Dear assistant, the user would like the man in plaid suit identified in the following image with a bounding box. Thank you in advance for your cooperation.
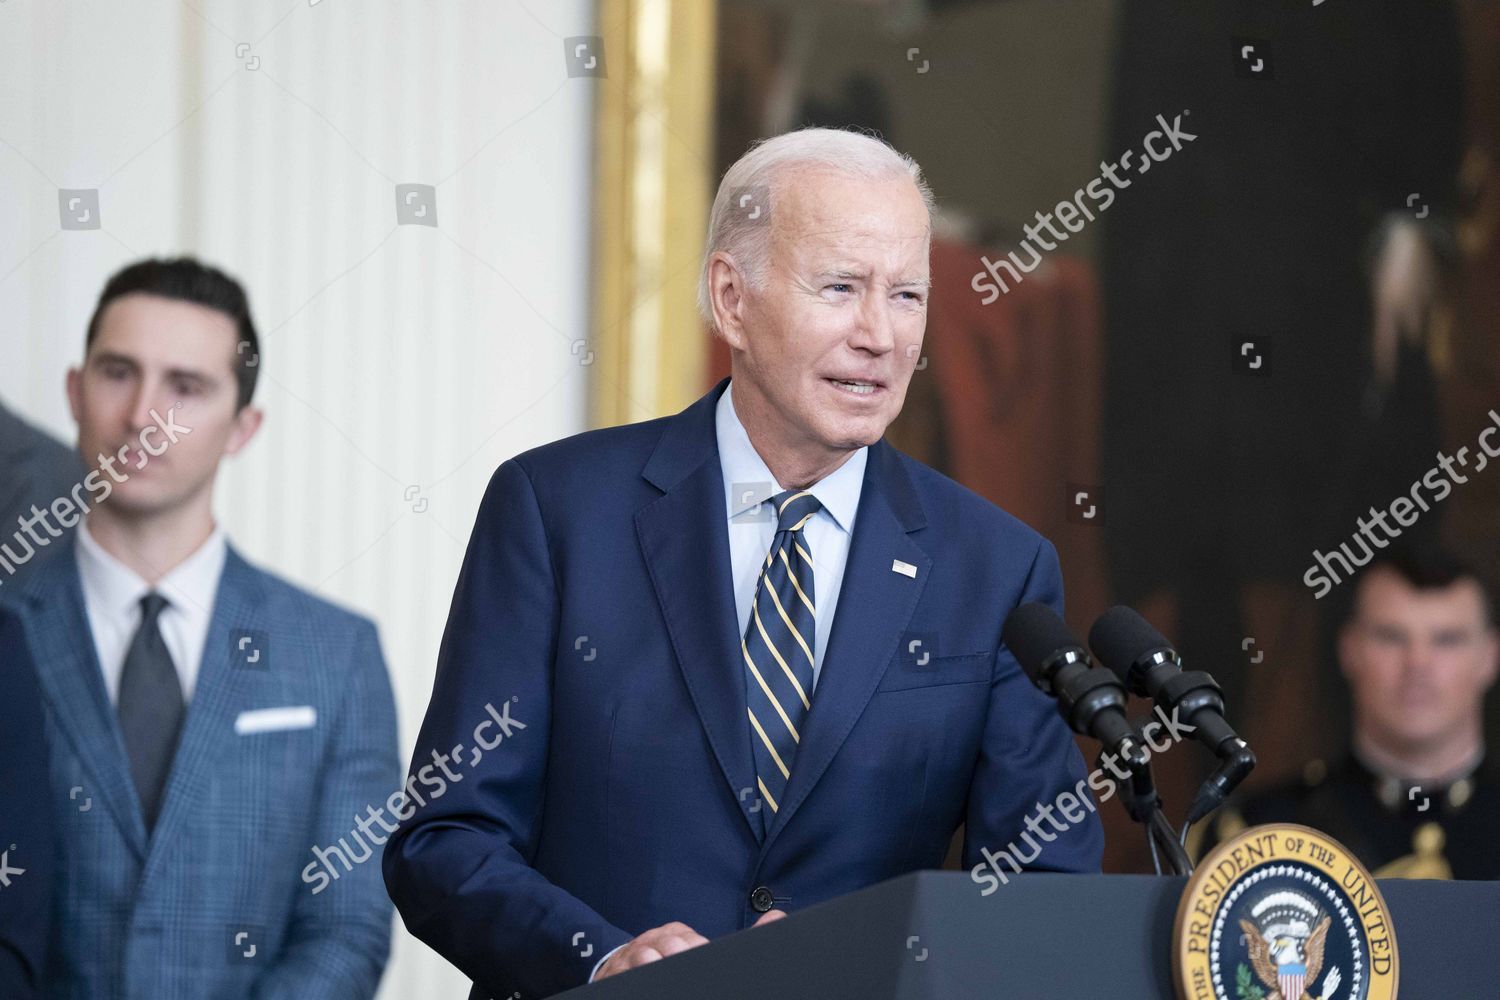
[1,258,398,999]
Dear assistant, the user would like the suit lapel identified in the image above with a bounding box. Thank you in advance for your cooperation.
[635,380,762,839]
[634,383,933,847]
[141,546,265,873]
[20,540,149,859]
[762,440,929,850]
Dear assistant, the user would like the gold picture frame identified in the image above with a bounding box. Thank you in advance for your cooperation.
[589,0,717,428]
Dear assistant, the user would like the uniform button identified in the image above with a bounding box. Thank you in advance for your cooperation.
[749,886,774,913]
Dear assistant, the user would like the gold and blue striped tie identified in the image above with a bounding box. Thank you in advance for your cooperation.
[743,489,821,838]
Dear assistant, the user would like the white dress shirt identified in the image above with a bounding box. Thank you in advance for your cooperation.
[716,380,867,693]
[75,517,227,706]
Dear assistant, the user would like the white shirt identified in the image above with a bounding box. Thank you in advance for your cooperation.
[716,380,867,692]
[75,517,227,706]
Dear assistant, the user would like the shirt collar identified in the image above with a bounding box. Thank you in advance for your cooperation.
[76,517,228,620]
[1352,735,1487,792]
[715,380,867,534]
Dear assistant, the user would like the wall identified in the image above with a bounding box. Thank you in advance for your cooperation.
[0,1,597,994]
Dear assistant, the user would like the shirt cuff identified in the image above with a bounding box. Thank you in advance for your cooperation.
[589,943,628,983]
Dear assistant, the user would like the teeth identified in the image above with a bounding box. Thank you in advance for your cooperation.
[833,379,876,395]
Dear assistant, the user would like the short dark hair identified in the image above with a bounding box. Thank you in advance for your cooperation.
[1356,544,1494,627]
[85,257,260,410]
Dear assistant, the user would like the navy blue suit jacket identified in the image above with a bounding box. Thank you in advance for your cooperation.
[383,379,1102,998]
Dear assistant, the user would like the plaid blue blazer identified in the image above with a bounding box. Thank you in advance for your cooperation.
[5,536,398,1000]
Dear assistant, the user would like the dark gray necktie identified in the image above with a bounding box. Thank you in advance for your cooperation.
[117,592,185,831]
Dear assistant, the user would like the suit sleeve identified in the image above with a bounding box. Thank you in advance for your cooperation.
[961,538,1104,876]
[382,459,633,999]
[0,609,53,1000]
[253,620,398,1000]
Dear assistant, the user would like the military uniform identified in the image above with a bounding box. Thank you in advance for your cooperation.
[1194,754,1500,880]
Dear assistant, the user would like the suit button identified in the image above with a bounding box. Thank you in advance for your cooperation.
[749,886,774,913]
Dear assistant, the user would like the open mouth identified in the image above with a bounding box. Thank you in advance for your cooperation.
[826,377,882,397]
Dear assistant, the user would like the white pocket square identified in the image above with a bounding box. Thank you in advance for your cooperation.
[234,706,317,735]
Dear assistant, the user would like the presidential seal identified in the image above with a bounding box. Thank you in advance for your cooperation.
[1175,824,1398,1000]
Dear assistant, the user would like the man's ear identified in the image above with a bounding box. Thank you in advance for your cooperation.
[708,251,749,351]
[224,405,263,457]
[65,366,83,425]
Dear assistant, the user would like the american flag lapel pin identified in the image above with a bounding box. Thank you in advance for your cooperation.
[891,559,917,578]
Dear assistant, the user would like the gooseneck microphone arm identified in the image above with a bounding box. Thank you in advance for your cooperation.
[1088,607,1258,827]
[1151,808,1193,874]
[1188,743,1257,824]
[1126,648,1256,822]
[1003,603,1191,875]
[1098,718,1194,877]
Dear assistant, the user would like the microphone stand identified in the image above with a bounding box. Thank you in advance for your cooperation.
[1099,735,1194,876]
[1186,740,1257,824]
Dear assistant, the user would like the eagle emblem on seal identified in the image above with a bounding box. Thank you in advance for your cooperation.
[1239,890,1343,1000]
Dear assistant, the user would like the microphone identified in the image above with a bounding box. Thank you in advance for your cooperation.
[1087,606,1256,822]
[1002,602,1146,769]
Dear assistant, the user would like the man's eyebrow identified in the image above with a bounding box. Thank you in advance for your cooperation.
[89,350,139,369]
[89,351,217,383]
[812,269,930,289]
[165,367,216,384]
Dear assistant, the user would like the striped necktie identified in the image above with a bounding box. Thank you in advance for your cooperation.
[742,489,821,837]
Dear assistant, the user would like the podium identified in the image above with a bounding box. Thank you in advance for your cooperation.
[557,871,1496,997]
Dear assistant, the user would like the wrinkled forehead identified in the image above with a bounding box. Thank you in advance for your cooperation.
[769,167,931,272]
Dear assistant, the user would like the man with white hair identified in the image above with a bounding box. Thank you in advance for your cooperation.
[384,128,1102,998]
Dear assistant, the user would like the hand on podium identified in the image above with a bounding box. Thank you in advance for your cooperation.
[594,910,786,981]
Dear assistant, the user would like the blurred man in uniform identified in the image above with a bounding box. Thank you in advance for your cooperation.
[1197,547,1498,879]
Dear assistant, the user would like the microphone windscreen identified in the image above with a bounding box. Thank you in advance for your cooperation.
[1088,605,1172,691]
[1002,602,1079,684]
